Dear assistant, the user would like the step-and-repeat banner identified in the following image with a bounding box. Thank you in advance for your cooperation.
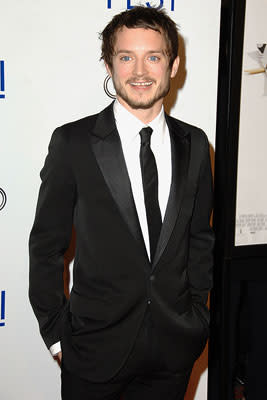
[0,1,220,399]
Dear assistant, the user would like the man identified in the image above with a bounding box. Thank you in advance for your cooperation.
[29,6,214,400]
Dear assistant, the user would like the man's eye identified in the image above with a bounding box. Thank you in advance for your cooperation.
[120,56,132,61]
[149,56,159,61]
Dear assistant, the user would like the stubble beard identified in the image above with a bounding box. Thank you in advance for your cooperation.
[112,77,171,110]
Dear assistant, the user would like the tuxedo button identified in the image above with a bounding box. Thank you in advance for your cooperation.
[150,275,155,281]
[147,300,151,305]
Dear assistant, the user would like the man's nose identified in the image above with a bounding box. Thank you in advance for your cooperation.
[133,58,147,76]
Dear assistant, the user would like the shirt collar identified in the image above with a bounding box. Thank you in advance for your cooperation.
[113,99,166,145]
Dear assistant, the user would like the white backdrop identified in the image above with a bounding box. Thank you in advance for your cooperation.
[0,1,220,399]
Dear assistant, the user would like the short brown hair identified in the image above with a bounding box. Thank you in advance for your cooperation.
[100,6,179,69]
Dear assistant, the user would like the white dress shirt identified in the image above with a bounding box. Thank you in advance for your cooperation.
[50,100,172,356]
[113,100,172,259]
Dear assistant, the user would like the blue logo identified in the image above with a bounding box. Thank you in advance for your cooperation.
[107,1,175,11]
[0,291,5,327]
[0,61,5,99]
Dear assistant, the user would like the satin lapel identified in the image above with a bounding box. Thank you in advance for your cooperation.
[91,103,148,259]
[152,116,190,269]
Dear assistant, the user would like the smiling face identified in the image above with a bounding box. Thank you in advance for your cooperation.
[106,27,179,119]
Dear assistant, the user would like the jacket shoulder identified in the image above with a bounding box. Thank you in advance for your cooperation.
[167,114,207,136]
[53,113,98,140]
[167,114,209,148]
[52,102,114,142]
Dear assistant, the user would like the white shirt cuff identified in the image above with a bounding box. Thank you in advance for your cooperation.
[49,341,61,356]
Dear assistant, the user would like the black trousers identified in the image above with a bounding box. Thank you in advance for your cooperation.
[61,311,191,400]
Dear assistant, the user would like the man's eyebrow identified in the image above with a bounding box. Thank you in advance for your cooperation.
[115,50,132,54]
[114,50,165,55]
[147,50,165,54]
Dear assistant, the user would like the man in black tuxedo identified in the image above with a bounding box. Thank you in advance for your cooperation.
[29,6,214,400]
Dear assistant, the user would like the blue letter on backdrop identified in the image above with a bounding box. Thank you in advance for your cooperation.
[0,61,5,99]
[0,291,5,326]
[127,0,134,9]
[108,1,174,11]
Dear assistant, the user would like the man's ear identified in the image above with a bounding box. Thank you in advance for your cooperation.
[105,62,112,77]
[170,56,180,78]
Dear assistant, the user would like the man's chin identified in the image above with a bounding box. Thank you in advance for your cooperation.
[116,86,170,111]
[127,101,157,110]
[118,95,163,110]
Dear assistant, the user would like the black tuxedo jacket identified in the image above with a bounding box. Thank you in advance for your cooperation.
[29,102,214,382]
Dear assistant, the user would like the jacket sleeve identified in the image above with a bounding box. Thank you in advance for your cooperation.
[187,133,214,308]
[29,127,76,349]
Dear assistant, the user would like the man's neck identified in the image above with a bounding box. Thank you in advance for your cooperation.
[117,97,163,125]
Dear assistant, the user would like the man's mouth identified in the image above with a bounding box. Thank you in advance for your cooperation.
[129,81,153,87]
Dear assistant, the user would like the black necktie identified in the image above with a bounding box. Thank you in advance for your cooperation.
[139,127,162,262]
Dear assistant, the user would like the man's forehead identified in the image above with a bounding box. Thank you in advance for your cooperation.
[113,26,166,50]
